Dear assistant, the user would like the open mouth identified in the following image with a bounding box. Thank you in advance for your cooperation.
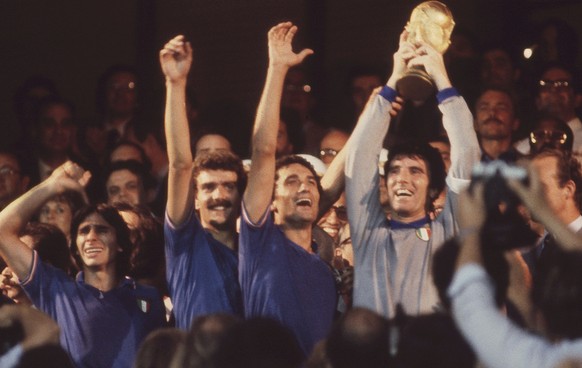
[84,247,103,256]
[295,198,313,207]
[210,206,227,210]
[395,189,413,197]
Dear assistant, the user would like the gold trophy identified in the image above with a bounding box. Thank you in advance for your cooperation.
[396,1,455,101]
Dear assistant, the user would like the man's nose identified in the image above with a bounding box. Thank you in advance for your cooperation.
[212,185,228,199]
[327,210,339,224]
[86,227,99,240]
[396,172,410,183]
[298,181,312,193]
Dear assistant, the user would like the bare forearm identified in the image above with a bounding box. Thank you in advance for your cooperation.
[456,231,484,270]
[165,80,192,168]
[0,181,55,278]
[251,65,287,158]
[244,65,287,221]
[0,181,55,237]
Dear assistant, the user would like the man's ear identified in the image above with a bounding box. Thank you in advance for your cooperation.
[564,179,576,200]
[575,92,582,109]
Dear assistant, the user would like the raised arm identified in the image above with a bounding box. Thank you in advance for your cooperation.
[243,22,313,223]
[344,31,415,229]
[160,35,194,226]
[409,43,480,185]
[0,162,89,281]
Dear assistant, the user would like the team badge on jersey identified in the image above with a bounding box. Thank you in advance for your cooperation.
[137,299,150,313]
[416,226,431,241]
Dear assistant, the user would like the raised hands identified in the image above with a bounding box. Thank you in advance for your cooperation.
[267,22,313,69]
[46,161,91,202]
[160,35,193,84]
[387,30,416,89]
[407,42,451,91]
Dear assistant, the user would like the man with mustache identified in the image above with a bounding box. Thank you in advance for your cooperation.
[160,35,246,329]
[474,87,521,162]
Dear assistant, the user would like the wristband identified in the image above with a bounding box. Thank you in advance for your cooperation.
[436,87,459,104]
[379,86,397,103]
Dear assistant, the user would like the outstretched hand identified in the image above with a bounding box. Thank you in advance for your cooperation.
[268,22,313,68]
[160,35,193,83]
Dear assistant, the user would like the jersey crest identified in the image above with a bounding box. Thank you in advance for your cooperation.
[415,226,431,241]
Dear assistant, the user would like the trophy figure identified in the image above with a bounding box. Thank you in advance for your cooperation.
[396,1,455,101]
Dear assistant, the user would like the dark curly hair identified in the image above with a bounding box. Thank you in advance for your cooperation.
[274,155,323,197]
[69,204,132,279]
[384,143,447,213]
[192,151,247,196]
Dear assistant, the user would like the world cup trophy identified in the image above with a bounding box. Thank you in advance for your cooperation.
[396,1,455,101]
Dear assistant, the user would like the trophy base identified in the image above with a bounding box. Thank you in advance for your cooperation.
[396,67,436,101]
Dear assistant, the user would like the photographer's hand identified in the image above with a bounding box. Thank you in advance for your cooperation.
[455,183,486,270]
[504,250,536,328]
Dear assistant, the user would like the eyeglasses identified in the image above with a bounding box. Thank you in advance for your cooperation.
[329,205,348,222]
[0,166,20,179]
[530,129,568,145]
[539,79,571,91]
[320,148,339,159]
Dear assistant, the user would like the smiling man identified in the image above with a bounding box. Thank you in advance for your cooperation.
[160,35,246,329]
[345,31,480,318]
[240,22,346,357]
[0,162,165,367]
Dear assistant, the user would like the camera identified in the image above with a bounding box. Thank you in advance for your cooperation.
[470,160,537,250]
[470,160,528,210]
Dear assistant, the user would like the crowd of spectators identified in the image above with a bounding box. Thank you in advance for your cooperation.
[0,12,582,368]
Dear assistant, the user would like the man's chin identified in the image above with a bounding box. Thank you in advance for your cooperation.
[208,219,234,231]
[285,214,316,229]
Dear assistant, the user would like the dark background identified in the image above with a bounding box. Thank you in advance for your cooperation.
[1,0,581,154]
